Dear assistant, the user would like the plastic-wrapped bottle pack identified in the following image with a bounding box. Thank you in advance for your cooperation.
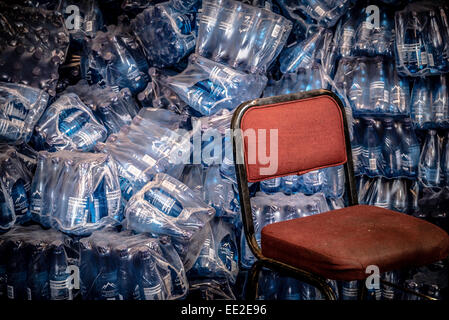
[0,83,49,144]
[78,228,189,300]
[197,0,292,74]
[30,150,122,236]
[333,56,410,117]
[162,54,268,116]
[131,1,198,68]
[0,149,34,232]
[82,24,150,95]
[395,2,449,76]
[0,225,73,300]
[97,108,193,201]
[188,218,239,284]
[64,80,140,135]
[124,173,216,270]
[33,93,108,152]
[0,3,70,96]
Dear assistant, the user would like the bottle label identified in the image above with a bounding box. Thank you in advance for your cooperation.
[85,21,93,33]
[7,285,14,299]
[271,24,281,38]
[143,284,162,299]
[427,53,435,67]
[313,6,326,18]
[67,197,88,225]
[369,158,377,171]
[161,180,177,193]
[50,279,72,300]
[127,165,142,178]
[142,154,157,167]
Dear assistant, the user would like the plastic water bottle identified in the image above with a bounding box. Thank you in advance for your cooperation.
[30,153,48,221]
[79,242,98,300]
[96,244,120,300]
[432,75,448,123]
[351,119,363,176]
[49,244,72,300]
[217,234,238,277]
[381,119,401,178]
[279,29,323,74]
[362,119,384,177]
[7,244,28,300]
[419,130,441,187]
[192,231,215,276]
[370,60,390,113]
[349,62,369,112]
[27,243,50,300]
[260,178,282,194]
[281,175,300,195]
[441,131,449,183]
[341,280,359,300]
[139,249,167,300]
[279,277,301,300]
[144,188,183,218]
[324,165,345,199]
[425,10,447,72]
[381,271,400,300]
[391,179,408,213]
[400,11,427,74]
[410,78,431,128]
[400,118,420,177]
[117,246,141,300]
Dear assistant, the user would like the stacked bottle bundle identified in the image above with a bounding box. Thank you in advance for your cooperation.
[0,83,49,144]
[356,176,419,214]
[395,2,449,77]
[0,149,34,232]
[160,54,268,116]
[410,74,449,129]
[30,150,122,236]
[131,1,198,68]
[259,166,345,199]
[82,24,150,95]
[196,0,292,74]
[276,0,353,30]
[59,0,104,42]
[188,218,239,284]
[240,191,330,268]
[417,129,449,188]
[352,118,421,179]
[0,226,74,300]
[33,93,108,152]
[97,108,193,201]
[180,165,240,221]
[78,228,188,300]
[124,173,216,270]
[334,3,395,59]
[0,3,70,96]
[333,56,410,117]
[64,80,141,135]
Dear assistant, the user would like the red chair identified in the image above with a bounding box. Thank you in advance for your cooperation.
[231,90,449,300]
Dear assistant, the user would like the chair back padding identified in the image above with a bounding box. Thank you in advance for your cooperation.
[239,94,347,182]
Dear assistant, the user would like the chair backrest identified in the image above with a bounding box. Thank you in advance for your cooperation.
[231,90,358,260]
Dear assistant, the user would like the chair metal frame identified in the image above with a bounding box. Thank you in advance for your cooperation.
[231,89,438,301]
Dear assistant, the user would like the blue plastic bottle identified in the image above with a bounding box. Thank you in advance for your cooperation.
[419,130,441,187]
[96,244,120,300]
[49,244,72,300]
[400,118,420,177]
[27,243,50,300]
[144,188,183,218]
[362,119,384,177]
[139,249,167,300]
[6,243,28,300]
[381,119,401,178]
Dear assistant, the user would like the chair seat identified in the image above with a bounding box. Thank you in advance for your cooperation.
[261,205,449,281]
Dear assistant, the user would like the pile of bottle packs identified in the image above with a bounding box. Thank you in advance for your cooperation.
[1,0,448,300]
